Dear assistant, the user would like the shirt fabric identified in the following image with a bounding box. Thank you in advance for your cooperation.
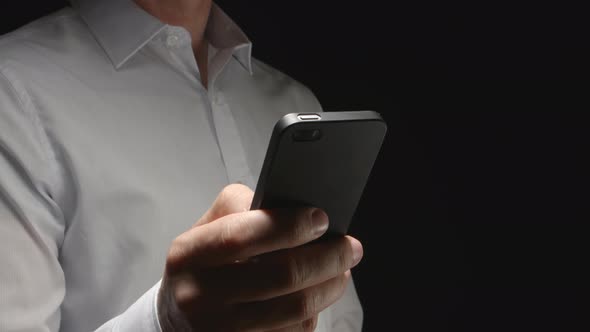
[0,0,363,331]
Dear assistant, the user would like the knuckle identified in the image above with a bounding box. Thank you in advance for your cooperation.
[302,316,318,332]
[165,236,188,272]
[219,214,252,252]
[219,183,239,199]
[336,241,350,273]
[280,254,305,289]
[226,182,252,193]
[288,208,314,245]
[174,291,192,312]
[294,290,318,321]
[173,279,200,312]
[218,184,253,211]
[219,219,242,250]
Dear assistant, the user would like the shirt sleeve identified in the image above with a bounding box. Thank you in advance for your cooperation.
[94,280,163,332]
[329,276,364,331]
[0,69,163,332]
[0,68,66,331]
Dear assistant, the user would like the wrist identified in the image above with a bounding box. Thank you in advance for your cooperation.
[157,282,175,332]
[157,277,191,332]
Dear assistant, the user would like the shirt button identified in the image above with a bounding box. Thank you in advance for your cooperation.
[213,93,225,105]
[166,34,181,48]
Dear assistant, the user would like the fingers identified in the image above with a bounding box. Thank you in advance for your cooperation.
[269,316,318,332]
[231,271,351,331]
[163,184,359,332]
[166,206,330,270]
[193,183,254,228]
[201,236,363,303]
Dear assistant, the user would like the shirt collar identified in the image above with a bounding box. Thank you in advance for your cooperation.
[71,0,253,73]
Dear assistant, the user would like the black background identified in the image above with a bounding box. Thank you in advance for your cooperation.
[2,1,588,331]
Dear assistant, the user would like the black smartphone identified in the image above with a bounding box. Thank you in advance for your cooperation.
[250,111,387,238]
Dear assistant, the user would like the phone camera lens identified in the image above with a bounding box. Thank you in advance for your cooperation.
[292,129,322,142]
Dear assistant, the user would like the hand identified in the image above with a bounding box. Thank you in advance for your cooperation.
[157,184,363,331]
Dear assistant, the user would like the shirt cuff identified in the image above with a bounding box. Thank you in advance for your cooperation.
[153,279,163,332]
[113,279,163,332]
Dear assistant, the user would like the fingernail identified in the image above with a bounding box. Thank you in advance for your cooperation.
[351,239,364,266]
[311,208,329,237]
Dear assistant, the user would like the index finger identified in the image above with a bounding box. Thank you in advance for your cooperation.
[167,207,330,270]
[192,183,254,228]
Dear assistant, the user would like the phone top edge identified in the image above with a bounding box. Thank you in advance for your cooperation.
[276,110,386,133]
[320,110,384,122]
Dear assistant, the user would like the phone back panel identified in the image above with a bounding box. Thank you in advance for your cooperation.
[251,111,387,236]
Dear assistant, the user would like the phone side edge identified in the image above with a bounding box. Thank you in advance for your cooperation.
[250,113,301,210]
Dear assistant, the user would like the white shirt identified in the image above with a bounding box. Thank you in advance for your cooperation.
[0,0,363,331]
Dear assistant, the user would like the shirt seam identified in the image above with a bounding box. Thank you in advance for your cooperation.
[0,10,76,45]
[0,66,64,219]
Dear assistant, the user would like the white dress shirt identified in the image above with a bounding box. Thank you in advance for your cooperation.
[0,0,363,331]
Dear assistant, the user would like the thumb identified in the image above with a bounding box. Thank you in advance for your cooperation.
[192,183,254,228]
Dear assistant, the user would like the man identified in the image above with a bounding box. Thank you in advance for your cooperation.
[0,0,364,331]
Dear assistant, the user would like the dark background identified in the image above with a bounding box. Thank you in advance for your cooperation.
[2,1,588,331]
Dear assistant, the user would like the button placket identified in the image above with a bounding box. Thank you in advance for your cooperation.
[210,88,256,189]
[161,26,207,88]
[213,91,225,106]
